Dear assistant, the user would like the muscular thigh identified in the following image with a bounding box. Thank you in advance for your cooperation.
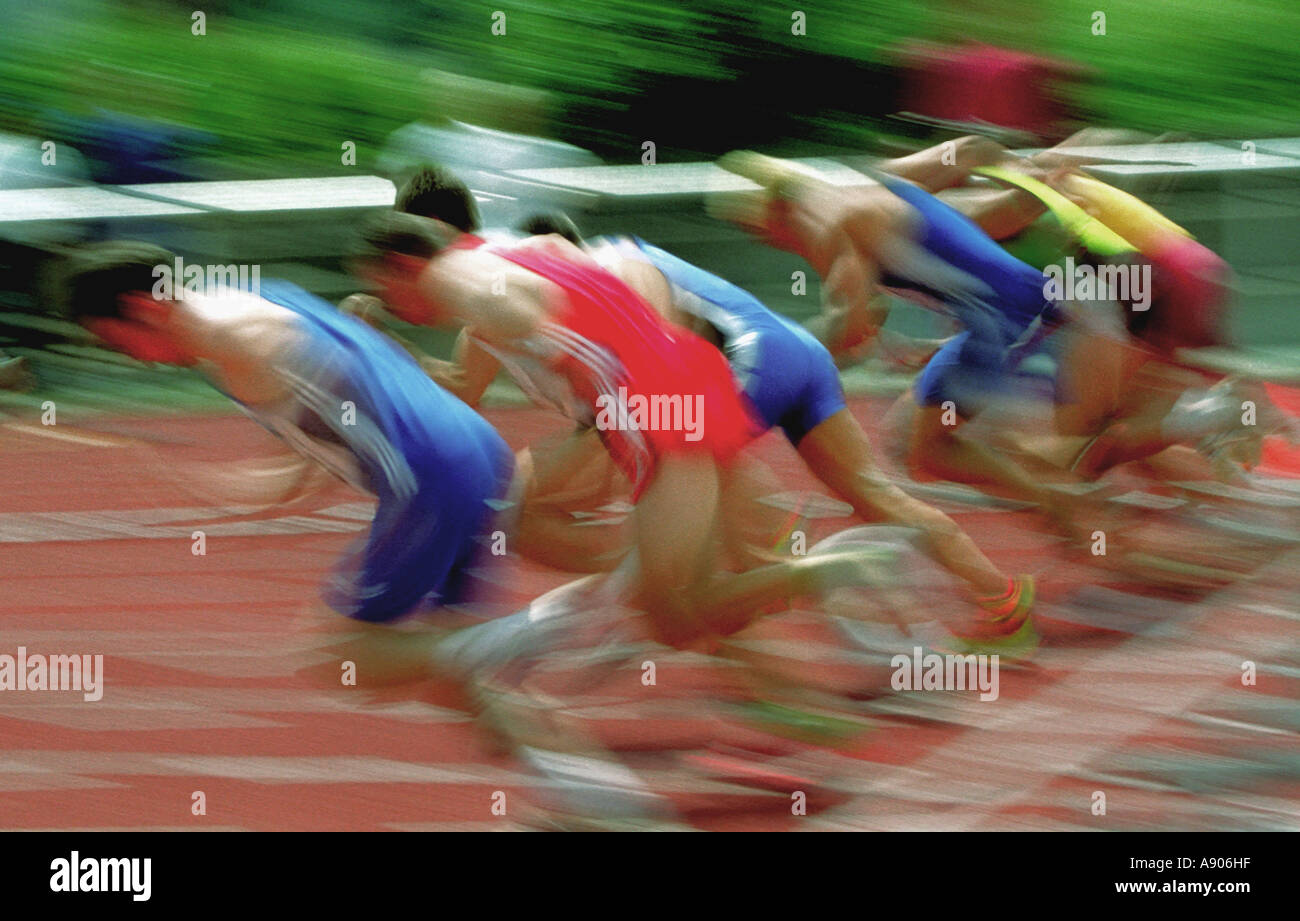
[633,454,721,594]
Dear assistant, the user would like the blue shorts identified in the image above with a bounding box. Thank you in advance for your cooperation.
[327,436,514,623]
[913,330,1005,413]
[254,280,515,624]
[915,320,1069,414]
[737,319,847,444]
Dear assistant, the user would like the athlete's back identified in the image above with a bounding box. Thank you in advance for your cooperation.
[240,280,507,500]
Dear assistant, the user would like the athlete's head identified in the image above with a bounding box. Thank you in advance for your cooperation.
[395,165,480,232]
[707,188,806,254]
[1079,244,1231,356]
[358,211,460,325]
[1139,240,1231,354]
[518,211,583,245]
[58,241,197,365]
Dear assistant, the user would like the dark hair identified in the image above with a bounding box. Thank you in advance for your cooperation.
[58,241,176,321]
[395,165,480,232]
[360,211,459,262]
[518,211,583,245]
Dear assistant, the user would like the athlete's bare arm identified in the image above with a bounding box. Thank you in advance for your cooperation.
[426,327,502,407]
[819,234,889,355]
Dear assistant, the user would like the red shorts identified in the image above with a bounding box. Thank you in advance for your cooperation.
[489,243,761,498]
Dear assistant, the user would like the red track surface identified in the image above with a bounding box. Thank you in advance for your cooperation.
[1,398,1297,831]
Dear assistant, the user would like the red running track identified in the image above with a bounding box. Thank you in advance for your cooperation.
[0,398,1296,830]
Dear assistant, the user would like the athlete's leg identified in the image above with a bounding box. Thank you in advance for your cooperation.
[1133,445,1226,482]
[1074,383,1252,479]
[513,431,806,576]
[511,430,634,573]
[714,452,811,570]
[631,454,873,648]
[1073,417,1187,479]
[797,409,1007,595]
[749,322,1008,595]
[1051,318,1246,480]
[910,402,1055,505]
[903,307,1087,520]
[313,618,452,686]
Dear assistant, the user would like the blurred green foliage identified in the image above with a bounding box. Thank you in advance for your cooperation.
[0,0,1296,176]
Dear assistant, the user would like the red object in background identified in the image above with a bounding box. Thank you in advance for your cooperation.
[899,42,1082,140]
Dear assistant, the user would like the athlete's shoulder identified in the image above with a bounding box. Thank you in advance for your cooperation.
[255,278,318,307]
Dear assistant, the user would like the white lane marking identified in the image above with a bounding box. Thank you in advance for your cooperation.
[0,506,367,543]
[3,423,132,448]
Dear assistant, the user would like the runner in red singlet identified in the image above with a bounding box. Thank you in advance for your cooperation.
[359,213,877,649]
